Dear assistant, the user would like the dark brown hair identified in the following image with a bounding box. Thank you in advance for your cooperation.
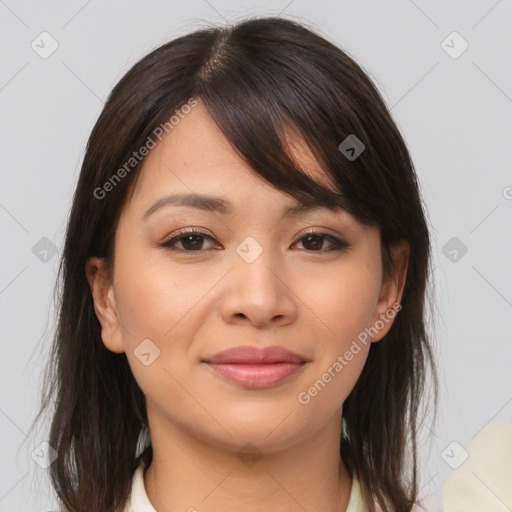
[29,15,438,512]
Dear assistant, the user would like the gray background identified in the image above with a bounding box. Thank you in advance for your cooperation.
[1,1,511,511]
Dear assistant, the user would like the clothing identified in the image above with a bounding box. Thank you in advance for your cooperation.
[123,459,368,511]
[442,420,512,512]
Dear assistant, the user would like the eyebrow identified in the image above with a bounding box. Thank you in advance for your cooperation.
[141,193,342,221]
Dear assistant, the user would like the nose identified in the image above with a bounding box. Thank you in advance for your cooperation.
[219,244,298,328]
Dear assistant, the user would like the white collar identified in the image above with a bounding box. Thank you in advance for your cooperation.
[124,460,367,511]
[124,460,156,511]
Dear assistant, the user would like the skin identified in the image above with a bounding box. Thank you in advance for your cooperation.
[86,100,409,512]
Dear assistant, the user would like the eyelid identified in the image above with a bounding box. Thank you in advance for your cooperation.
[297,227,346,241]
[160,227,219,250]
[160,227,213,242]
[294,228,352,251]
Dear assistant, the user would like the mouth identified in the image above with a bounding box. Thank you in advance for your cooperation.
[201,345,309,389]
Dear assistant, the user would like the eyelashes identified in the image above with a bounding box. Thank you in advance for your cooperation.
[159,228,352,254]
[160,229,221,252]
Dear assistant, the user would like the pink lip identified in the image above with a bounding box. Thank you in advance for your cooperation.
[202,345,308,389]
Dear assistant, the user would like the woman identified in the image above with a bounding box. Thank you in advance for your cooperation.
[32,15,438,512]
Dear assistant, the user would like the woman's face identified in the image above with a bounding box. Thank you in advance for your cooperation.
[86,101,408,452]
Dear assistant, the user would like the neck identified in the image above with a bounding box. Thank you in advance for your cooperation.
[143,407,353,512]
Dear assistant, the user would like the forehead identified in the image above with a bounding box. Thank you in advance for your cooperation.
[116,103,371,237]
[128,100,338,200]
[115,102,379,244]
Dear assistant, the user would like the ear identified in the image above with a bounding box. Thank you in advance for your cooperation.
[370,239,410,343]
[85,256,125,354]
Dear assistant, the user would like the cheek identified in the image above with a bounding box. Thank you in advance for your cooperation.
[111,251,215,413]
[111,238,213,350]
[296,259,381,348]
[111,248,235,411]
[292,259,381,408]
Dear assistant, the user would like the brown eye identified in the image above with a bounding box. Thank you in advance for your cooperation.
[294,232,351,252]
[160,230,220,252]
[177,234,206,251]
[301,234,325,251]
